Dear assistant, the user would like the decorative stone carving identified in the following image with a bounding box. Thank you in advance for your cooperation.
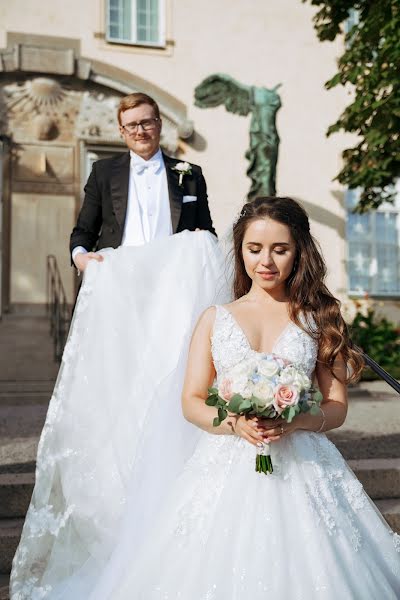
[0,44,18,72]
[177,119,194,140]
[27,78,66,107]
[1,78,80,144]
[0,36,193,151]
[75,92,120,142]
[33,115,58,141]
[195,74,282,199]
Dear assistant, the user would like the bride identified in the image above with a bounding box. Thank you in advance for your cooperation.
[89,197,399,598]
[12,197,400,599]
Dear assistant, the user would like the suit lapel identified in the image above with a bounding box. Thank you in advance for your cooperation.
[163,153,183,233]
[110,152,130,229]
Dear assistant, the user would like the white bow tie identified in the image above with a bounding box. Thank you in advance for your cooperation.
[132,160,161,175]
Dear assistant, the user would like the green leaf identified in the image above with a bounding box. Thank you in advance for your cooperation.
[218,407,228,423]
[313,391,323,404]
[227,394,244,414]
[310,404,322,416]
[239,399,252,412]
[285,406,297,423]
[205,395,218,407]
[302,0,400,211]
[213,416,221,427]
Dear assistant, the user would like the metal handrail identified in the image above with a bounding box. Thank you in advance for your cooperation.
[46,255,71,362]
[360,350,400,395]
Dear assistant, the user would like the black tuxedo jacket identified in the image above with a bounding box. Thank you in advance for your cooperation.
[70,152,216,256]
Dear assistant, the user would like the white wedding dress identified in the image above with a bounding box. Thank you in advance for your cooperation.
[89,306,399,599]
[10,233,400,599]
[10,231,230,600]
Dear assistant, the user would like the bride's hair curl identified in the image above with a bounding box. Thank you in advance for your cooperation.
[232,196,364,383]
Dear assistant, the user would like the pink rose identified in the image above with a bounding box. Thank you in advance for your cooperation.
[273,384,299,414]
[219,378,233,401]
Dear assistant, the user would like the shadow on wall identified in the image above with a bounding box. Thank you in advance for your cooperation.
[183,130,208,153]
[293,190,346,241]
[294,191,348,295]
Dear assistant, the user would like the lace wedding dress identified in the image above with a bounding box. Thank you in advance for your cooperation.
[10,231,230,600]
[85,305,400,599]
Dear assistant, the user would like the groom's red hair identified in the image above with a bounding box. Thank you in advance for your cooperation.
[117,92,161,124]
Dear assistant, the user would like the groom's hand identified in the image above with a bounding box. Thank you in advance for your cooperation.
[74,252,104,273]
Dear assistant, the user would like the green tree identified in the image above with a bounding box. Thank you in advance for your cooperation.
[303,1,400,212]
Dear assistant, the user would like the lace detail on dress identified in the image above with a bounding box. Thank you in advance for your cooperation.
[212,305,318,379]
[174,435,238,545]
[211,306,254,377]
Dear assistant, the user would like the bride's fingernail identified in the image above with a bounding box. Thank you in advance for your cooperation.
[264,437,270,443]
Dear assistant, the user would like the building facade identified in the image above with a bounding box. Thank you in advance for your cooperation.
[0,0,399,319]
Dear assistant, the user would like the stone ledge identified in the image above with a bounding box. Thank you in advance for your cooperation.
[374,498,400,534]
[0,473,34,519]
[349,458,400,499]
[0,519,23,574]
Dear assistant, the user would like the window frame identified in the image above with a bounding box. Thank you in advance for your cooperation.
[106,0,166,49]
[346,188,400,299]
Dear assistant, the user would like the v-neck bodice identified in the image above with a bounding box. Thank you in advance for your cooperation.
[211,305,318,381]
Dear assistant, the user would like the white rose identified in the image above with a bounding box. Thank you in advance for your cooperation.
[258,358,280,378]
[293,371,311,390]
[233,376,254,399]
[278,365,298,385]
[175,161,190,172]
[252,381,275,409]
[230,359,257,381]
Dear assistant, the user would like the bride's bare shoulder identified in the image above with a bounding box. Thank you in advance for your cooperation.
[222,297,249,311]
[193,306,217,332]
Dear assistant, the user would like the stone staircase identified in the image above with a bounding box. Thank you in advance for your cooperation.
[0,313,58,599]
[0,315,399,599]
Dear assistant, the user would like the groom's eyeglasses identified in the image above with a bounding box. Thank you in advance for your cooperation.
[121,118,160,134]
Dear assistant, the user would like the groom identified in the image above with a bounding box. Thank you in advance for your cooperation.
[70,92,216,272]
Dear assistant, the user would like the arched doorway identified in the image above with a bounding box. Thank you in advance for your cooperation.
[0,35,193,312]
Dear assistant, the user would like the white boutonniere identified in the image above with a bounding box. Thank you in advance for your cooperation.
[172,161,192,186]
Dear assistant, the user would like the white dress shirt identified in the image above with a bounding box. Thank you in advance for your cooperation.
[72,149,172,261]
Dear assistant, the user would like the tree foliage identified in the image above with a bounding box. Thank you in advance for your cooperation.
[303,0,400,212]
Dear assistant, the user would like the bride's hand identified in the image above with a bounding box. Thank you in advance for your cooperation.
[233,416,267,447]
[256,417,300,442]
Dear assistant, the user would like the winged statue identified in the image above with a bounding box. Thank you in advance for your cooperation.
[194,74,282,199]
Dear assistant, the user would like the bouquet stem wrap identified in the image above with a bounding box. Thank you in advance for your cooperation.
[256,442,273,474]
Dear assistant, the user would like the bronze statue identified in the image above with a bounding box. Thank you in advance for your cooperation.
[194,74,282,199]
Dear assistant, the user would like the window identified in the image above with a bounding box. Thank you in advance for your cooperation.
[107,0,165,47]
[346,187,400,296]
[344,8,359,48]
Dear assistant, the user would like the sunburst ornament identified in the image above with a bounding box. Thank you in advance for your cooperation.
[25,78,66,108]
[4,77,67,117]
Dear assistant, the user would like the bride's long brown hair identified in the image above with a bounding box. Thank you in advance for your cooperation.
[232,197,364,382]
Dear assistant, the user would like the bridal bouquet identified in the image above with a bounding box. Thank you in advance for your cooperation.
[206,355,322,474]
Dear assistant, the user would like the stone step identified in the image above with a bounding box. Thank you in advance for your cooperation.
[0,519,23,574]
[0,381,54,393]
[0,474,34,518]
[0,394,51,407]
[0,462,397,516]
[0,574,9,600]
[0,380,54,407]
[0,499,398,577]
[348,458,400,500]
[375,499,400,534]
